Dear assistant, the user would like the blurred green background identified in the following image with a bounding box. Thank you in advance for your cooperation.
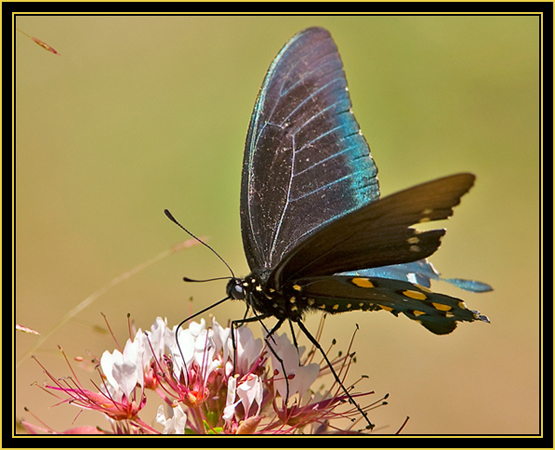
[15,15,540,435]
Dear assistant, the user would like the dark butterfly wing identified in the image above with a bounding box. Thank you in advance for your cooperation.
[294,275,490,335]
[241,27,379,277]
[271,173,475,289]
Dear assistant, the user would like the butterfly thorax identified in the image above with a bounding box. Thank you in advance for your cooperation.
[226,274,307,321]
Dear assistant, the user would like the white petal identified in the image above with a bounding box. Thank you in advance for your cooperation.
[156,404,187,434]
[237,375,263,417]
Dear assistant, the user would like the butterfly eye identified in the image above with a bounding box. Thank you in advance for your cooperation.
[226,278,245,300]
[234,285,244,297]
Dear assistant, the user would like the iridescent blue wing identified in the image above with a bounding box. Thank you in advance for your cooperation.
[240,27,379,276]
[343,259,493,292]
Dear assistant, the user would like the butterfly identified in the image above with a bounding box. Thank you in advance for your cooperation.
[170,26,491,431]
[226,26,490,337]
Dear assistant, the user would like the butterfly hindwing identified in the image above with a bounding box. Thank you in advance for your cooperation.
[241,27,379,277]
[345,259,493,293]
[294,275,489,335]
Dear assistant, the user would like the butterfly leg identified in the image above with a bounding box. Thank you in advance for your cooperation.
[230,310,279,375]
[296,320,375,431]
[231,315,291,405]
[288,319,302,360]
[230,312,268,375]
[260,317,292,405]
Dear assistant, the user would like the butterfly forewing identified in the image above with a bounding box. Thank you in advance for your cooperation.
[241,27,379,277]
[271,173,475,288]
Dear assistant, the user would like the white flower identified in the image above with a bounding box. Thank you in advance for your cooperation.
[223,373,263,421]
[234,325,263,375]
[236,374,263,417]
[223,376,241,421]
[156,404,187,434]
[145,317,171,360]
[167,318,223,386]
[100,330,147,400]
[216,321,263,377]
[268,333,320,401]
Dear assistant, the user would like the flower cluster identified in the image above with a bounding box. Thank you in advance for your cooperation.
[22,317,378,434]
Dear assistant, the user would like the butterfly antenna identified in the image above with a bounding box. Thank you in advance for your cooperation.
[164,209,235,278]
[183,276,231,283]
[174,295,232,385]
